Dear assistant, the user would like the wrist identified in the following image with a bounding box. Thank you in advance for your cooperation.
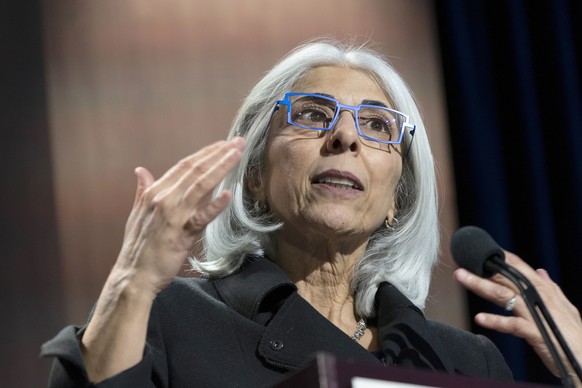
[105,268,159,306]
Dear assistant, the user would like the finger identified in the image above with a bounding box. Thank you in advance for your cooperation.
[536,268,553,282]
[124,167,157,233]
[477,312,568,379]
[503,253,570,306]
[535,269,565,297]
[535,269,581,317]
[454,268,518,308]
[504,251,545,285]
[535,268,563,295]
[504,252,573,310]
[134,167,155,199]
[475,313,541,342]
[180,146,244,208]
[140,139,245,241]
[154,141,228,193]
[184,190,233,233]
[125,140,239,234]
[149,138,246,196]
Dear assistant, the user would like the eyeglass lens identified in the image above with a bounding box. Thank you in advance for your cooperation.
[288,94,403,143]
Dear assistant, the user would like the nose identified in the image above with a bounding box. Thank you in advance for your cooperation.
[325,110,360,154]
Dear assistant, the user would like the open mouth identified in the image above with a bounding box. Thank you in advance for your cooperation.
[315,177,362,190]
[311,171,364,191]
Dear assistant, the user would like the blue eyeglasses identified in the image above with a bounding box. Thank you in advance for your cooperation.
[276,92,416,145]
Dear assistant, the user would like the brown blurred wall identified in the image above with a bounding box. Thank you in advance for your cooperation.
[1,1,464,386]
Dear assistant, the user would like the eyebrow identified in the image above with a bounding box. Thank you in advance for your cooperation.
[311,93,389,108]
[361,99,388,108]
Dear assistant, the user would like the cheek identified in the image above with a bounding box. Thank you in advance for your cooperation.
[375,160,403,209]
[263,139,311,206]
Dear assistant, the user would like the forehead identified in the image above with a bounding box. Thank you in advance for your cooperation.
[291,66,391,106]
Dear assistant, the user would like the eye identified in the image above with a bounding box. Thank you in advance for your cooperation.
[359,116,392,133]
[358,107,400,141]
[294,108,329,123]
[367,118,390,133]
[291,102,335,127]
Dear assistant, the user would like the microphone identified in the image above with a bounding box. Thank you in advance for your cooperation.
[450,225,505,278]
[451,226,582,386]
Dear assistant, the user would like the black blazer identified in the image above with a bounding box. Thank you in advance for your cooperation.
[42,256,513,387]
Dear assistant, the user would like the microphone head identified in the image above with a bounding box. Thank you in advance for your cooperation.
[450,226,505,278]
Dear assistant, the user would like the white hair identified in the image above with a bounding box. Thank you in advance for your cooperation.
[191,39,439,318]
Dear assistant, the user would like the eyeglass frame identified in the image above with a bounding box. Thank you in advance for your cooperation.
[275,92,416,145]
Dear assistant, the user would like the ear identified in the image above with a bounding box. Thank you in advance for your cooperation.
[246,166,265,202]
[386,199,397,225]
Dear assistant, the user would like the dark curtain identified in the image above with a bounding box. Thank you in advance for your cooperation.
[435,0,582,384]
[0,1,65,386]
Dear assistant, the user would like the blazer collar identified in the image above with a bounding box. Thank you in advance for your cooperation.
[213,256,455,373]
[213,255,380,369]
[257,292,381,369]
[212,255,296,323]
[375,282,455,373]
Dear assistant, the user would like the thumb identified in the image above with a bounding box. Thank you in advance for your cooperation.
[133,167,155,201]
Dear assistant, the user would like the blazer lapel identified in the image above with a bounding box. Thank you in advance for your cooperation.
[213,256,296,322]
[376,282,455,373]
[213,256,453,372]
[257,292,381,370]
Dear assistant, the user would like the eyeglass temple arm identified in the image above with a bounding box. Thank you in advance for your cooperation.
[274,99,289,112]
[403,123,416,158]
[405,122,416,136]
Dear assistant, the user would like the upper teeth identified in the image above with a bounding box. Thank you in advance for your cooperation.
[318,177,358,188]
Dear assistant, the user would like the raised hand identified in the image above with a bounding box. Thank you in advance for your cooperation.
[114,137,246,296]
[81,137,246,382]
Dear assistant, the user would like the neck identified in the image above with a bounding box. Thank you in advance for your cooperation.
[272,230,367,337]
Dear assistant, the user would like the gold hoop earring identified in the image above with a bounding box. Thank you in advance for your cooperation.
[385,217,399,231]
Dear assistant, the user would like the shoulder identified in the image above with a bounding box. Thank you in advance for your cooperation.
[153,276,227,317]
[158,276,214,299]
[146,276,241,348]
[427,320,513,380]
[427,320,482,343]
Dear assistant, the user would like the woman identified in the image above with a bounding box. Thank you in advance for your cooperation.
[42,40,512,387]
[455,250,582,385]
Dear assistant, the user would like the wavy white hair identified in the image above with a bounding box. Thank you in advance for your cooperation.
[191,39,439,318]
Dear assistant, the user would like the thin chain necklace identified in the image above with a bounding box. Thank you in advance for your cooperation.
[351,318,367,341]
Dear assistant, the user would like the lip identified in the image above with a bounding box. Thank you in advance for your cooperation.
[311,169,364,191]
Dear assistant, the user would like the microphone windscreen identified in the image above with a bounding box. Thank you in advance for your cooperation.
[450,226,505,277]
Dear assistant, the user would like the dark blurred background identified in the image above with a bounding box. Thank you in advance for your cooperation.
[436,0,581,384]
[1,0,580,386]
